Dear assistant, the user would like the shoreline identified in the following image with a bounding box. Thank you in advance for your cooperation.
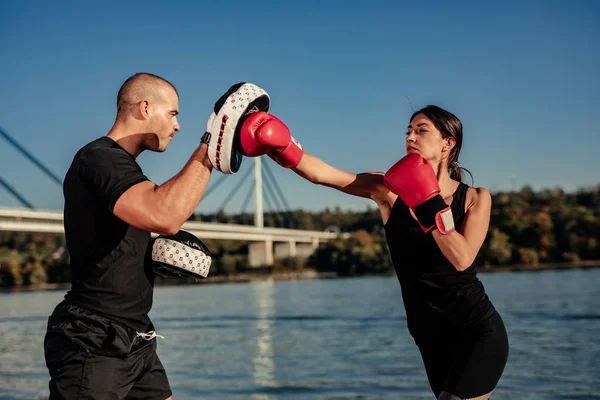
[476,260,600,273]
[2,261,599,293]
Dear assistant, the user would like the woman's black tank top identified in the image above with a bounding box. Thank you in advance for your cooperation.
[384,183,496,338]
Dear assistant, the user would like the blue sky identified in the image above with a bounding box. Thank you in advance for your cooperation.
[1,0,598,214]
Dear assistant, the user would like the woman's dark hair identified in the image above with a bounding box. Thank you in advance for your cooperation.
[410,105,473,185]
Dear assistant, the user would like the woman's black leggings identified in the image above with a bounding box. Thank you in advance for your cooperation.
[416,312,509,399]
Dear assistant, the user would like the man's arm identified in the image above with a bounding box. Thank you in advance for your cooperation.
[113,144,213,235]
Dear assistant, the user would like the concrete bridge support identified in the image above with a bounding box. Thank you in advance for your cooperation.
[249,240,273,267]
[251,238,325,267]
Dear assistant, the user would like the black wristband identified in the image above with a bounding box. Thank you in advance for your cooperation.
[201,131,211,145]
[414,194,448,228]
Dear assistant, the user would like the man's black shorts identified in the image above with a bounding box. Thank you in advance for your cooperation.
[44,301,172,400]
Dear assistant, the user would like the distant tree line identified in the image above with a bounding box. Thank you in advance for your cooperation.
[1,185,598,287]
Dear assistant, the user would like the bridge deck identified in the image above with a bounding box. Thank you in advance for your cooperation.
[0,207,346,243]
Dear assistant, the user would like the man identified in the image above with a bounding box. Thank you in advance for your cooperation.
[43,73,269,399]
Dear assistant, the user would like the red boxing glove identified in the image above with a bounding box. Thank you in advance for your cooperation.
[383,154,455,234]
[239,112,304,168]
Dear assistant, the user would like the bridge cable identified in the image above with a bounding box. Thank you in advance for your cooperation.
[261,187,277,224]
[216,166,253,214]
[0,175,35,209]
[262,161,293,227]
[262,168,285,213]
[201,173,228,201]
[262,160,292,211]
[239,182,255,215]
[0,127,63,186]
[260,167,287,227]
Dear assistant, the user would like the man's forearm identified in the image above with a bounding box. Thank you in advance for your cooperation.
[154,144,213,227]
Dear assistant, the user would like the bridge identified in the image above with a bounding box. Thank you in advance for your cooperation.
[0,127,347,267]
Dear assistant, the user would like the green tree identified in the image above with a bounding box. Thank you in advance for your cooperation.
[479,228,513,265]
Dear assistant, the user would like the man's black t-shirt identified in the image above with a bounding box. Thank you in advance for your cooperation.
[62,137,154,332]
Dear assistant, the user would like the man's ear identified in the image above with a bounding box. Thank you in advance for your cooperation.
[138,100,151,120]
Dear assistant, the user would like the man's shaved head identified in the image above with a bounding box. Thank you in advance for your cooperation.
[116,72,178,115]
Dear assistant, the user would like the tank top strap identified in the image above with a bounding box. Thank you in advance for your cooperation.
[451,182,469,218]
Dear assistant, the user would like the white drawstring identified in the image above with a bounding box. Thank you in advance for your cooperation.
[136,330,165,340]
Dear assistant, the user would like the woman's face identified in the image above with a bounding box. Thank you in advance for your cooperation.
[405,113,452,164]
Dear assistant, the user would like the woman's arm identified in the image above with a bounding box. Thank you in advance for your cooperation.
[431,187,492,271]
[292,153,398,221]
[241,114,398,220]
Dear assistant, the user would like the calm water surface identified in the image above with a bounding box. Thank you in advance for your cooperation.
[1,268,599,399]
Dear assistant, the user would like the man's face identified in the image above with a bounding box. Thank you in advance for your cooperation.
[146,87,180,152]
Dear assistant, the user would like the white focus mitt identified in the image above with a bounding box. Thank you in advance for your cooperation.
[150,230,212,279]
[201,82,270,174]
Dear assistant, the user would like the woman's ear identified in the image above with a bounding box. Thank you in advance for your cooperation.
[443,137,456,153]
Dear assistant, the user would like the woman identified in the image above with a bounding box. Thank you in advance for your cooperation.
[239,105,509,400]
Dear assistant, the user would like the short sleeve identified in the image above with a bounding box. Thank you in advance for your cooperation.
[77,146,150,212]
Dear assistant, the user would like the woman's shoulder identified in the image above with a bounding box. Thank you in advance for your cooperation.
[465,185,492,213]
